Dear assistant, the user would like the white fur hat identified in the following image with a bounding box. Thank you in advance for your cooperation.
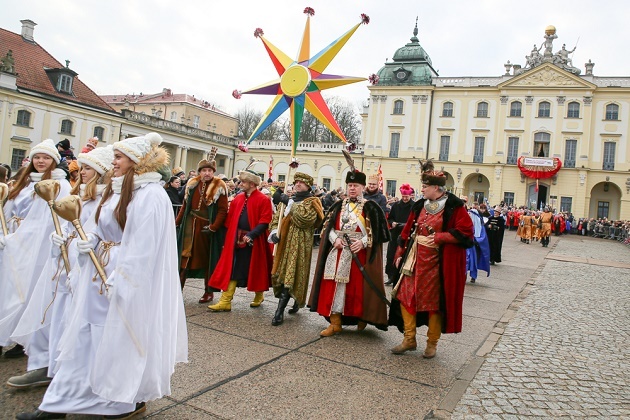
[112,132,163,163]
[77,145,114,175]
[29,139,61,164]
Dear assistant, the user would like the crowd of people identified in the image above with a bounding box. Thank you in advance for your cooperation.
[1,134,628,419]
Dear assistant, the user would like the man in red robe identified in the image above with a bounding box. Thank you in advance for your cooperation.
[390,161,474,358]
[308,169,390,336]
[208,169,272,311]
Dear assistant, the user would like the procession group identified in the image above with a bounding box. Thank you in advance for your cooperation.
[1,133,484,419]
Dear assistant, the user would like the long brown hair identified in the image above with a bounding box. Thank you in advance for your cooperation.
[7,161,56,200]
[94,169,135,230]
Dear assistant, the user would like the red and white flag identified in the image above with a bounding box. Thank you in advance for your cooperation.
[268,155,273,181]
[377,164,383,192]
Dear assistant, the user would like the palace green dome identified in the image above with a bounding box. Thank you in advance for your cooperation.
[375,20,437,86]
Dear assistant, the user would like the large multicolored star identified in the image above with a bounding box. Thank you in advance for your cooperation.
[234,8,370,155]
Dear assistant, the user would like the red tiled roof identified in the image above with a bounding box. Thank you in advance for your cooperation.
[0,27,115,112]
[101,90,235,118]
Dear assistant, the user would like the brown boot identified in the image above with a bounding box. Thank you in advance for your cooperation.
[320,313,342,337]
[391,306,417,354]
[357,321,367,331]
[423,312,442,359]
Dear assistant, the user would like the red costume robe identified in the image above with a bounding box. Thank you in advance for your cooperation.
[208,189,272,292]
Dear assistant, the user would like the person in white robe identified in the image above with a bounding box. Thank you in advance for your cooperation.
[9,146,114,389]
[18,133,188,420]
[0,139,71,370]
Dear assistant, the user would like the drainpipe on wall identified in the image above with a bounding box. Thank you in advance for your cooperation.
[425,89,434,160]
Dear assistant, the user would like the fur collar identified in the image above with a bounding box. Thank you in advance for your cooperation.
[184,176,227,204]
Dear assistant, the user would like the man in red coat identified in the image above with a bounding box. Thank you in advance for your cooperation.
[390,160,474,358]
[208,169,272,311]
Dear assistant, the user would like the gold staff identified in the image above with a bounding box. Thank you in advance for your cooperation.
[53,195,108,293]
[0,183,9,235]
[34,180,71,273]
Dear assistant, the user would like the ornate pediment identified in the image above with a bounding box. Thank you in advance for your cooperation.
[500,64,595,89]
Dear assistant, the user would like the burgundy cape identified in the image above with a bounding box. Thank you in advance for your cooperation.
[389,193,473,334]
[208,189,272,292]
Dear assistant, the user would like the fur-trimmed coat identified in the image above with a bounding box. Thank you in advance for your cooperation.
[308,199,390,330]
[389,193,474,334]
[176,176,228,281]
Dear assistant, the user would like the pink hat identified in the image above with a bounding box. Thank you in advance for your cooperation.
[399,183,414,195]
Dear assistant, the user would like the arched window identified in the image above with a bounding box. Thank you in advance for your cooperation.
[60,119,73,135]
[538,101,551,117]
[510,101,522,117]
[93,126,104,140]
[567,102,580,118]
[605,103,619,120]
[393,100,404,115]
[476,101,488,117]
[170,111,178,122]
[442,101,453,117]
[16,110,31,127]
[533,132,551,157]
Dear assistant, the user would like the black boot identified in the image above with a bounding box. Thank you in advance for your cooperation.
[272,288,291,326]
[4,344,25,358]
[16,410,66,419]
[287,300,300,314]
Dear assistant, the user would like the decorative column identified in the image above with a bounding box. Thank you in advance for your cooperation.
[174,146,182,169]
[180,146,189,171]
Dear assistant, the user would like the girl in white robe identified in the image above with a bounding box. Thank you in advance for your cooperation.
[0,140,71,369]
[11,146,114,385]
[30,133,188,419]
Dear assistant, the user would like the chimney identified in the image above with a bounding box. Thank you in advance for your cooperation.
[20,19,37,43]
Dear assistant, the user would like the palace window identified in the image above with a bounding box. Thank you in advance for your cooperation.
[170,111,177,122]
[564,139,577,168]
[537,101,551,117]
[386,180,397,198]
[393,100,404,115]
[389,133,400,158]
[93,126,104,141]
[16,110,31,127]
[507,137,519,164]
[193,115,200,128]
[473,137,485,163]
[58,74,73,94]
[442,102,453,117]
[439,135,450,161]
[503,192,515,206]
[597,201,609,219]
[567,101,580,118]
[322,178,331,191]
[60,119,73,135]
[476,102,488,117]
[603,142,615,170]
[11,149,26,171]
[533,132,550,157]
[560,197,572,213]
[510,101,522,117]
[605,103,619,120]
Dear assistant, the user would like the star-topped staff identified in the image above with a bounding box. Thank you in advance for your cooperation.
[233,7,370,157]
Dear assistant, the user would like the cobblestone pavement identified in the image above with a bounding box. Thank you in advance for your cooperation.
[451,236,630,419]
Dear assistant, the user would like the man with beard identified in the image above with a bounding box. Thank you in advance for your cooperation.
[364,174,389,215]
[309,152,390,337]
[176,151,228,303]
[208,169,272,311]
[385,184,415,286]
[389,161,473,358]
[268,172,324,326]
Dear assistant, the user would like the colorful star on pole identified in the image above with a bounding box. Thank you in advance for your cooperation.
[233,7,370,155]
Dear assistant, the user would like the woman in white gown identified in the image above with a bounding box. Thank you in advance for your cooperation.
[0,139,71,366]
[9,146,114,389]
[19,133,188,420]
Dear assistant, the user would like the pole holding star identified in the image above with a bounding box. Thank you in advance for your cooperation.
[233,7,371,159]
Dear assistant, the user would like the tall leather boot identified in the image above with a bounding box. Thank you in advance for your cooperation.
[423,312,442,359]
[208,281,237,312]
[391,306,417,354]
[287,300,300,314]
[272,288,291,326]
[320,313,342,337]
[250,292,265,307]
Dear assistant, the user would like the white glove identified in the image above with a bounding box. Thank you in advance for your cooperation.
[0,235,6,251]
[50,232,67,257]
[76,233,98,255]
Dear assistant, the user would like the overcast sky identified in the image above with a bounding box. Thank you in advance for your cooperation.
[2,0,629,116]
